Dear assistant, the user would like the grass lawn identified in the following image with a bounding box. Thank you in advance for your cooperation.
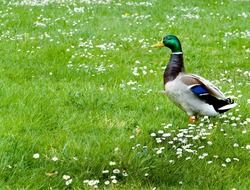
[0,0,249,189]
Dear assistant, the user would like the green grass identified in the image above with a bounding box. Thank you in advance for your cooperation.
[0,0,249,189]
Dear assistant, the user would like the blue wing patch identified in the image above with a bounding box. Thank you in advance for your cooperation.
[190,85,209,96]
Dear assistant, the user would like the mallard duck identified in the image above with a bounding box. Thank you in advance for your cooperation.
[152,34,237,123]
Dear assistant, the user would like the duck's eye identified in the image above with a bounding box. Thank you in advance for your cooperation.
[166,37,172,41]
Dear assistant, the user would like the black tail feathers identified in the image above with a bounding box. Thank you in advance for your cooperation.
[225,98,234,104]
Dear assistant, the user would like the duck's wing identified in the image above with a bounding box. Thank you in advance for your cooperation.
[179,74,236,113]
[180,74,227,99]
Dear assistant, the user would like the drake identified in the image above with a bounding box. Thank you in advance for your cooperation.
[153,34,237,123]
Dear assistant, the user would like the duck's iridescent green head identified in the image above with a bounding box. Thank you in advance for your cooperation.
[153,34,182,53]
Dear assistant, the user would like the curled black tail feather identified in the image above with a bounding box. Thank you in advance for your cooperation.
[226,98,234,104]
[196,95,235,114]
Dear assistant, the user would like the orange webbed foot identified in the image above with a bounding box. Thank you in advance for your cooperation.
[188,116,196,124]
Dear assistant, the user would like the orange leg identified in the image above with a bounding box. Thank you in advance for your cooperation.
[188,116,196,124]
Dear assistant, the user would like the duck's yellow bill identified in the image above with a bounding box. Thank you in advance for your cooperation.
[152,42,164,48]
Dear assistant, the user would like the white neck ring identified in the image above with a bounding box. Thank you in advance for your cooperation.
[172,52,183,55]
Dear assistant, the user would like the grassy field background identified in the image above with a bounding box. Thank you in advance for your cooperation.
[0,0,249,189]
